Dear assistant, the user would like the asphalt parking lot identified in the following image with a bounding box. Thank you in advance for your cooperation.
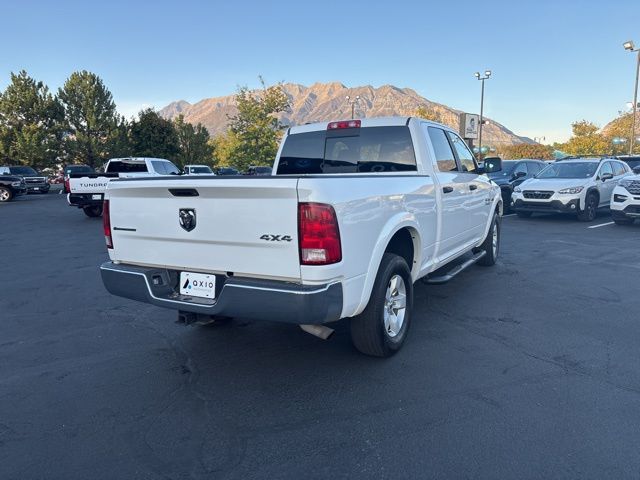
[1,193,640,479]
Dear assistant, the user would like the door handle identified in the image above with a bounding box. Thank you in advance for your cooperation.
[443,186,454,194]
[469,184,478,191]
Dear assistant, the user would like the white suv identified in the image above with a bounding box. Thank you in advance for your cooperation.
[611,171,640,225]
[511,157,631,221]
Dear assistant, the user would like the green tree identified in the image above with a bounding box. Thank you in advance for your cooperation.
[227,78,290,172]
[58,70,125,168]
[498,143,554,160]
[129,108,179,160]
[560,120,610,156]
[415,105,444,124]
[210,130,240,167]
[0,70,64,169]
[174,115,213,167]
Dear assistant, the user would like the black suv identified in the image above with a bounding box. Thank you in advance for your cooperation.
[0,171,27,202]
[486,159,547,211]
[1,166,50,193]
[616,155,640,173]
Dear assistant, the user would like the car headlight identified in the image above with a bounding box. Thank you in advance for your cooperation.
[558,186,584,194]
[513,186,521,193]
[11,181,22,187]
[618,179,634,187]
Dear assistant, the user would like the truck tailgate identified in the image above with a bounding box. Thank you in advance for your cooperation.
[106,177,302,281]
[69,174,117,194]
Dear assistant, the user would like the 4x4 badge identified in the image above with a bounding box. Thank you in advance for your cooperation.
[179,208,196,232]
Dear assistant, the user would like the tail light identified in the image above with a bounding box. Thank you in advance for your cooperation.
[328,120,361,130]
[103,200,113,249]
[298,203,341,265]
[64,177,70,193]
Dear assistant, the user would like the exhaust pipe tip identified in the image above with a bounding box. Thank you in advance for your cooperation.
[300,324,334,340]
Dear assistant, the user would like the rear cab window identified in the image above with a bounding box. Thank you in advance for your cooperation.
[107,161,148,173]
[276,126,417,175]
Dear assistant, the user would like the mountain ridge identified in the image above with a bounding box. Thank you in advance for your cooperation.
[159,82,532,146]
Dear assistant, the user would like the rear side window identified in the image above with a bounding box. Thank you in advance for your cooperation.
[427,127,457,172]
[276,126,416,175]
[107,161,148,173]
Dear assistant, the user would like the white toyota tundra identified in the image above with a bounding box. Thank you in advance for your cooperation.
[100,117,503,356]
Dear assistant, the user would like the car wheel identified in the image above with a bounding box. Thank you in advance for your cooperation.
[83,205,103,217]
[350,253,413,357]
[476,212,500,266]
[0,187,13,203]
[613,217,634,225]
[577,193,598,222]
[516,211,533,218]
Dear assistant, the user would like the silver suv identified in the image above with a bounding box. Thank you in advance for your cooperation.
[510,157,631,221]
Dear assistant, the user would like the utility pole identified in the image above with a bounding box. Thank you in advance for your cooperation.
[474,70,492,159]
[624,41,640,154]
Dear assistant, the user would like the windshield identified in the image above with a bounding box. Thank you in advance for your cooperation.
[9,166,38,176]
[277,126,416,174]
[536,162,598,179]
[189,166,212,174]
[488,161,517,177]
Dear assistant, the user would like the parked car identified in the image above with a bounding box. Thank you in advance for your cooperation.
[610,172,640,225]
[245,166,272,176]
[486,159,546,211]
[99,116,504,357]
[0,172,27,202]
[511,157,631,221]
[63,164,94,193]
[616,155,640,172]
[0,166,50,193]
[216,167,239,175]
[68,157,180,217]
[184,165,214,175]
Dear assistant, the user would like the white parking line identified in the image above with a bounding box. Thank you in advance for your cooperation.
[588,221,614,229]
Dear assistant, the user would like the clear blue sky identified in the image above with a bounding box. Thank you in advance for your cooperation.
[1,0,639,142]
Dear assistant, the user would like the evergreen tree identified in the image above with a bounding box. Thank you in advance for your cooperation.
[0,70,64,169]
[174,115,213,167]
[129,108,179,160]
[58,70,125,168]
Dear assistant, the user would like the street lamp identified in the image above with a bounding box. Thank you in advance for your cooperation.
[345,95,361,119]
[623,40,640,154]
[474,70,492,159]
[613,136,628,154]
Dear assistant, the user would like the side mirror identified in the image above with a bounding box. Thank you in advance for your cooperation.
[601,172,613,181]
[484,157,502,173]
[514,171,527,178]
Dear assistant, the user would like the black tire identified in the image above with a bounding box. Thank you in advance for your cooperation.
[83,205,103,217]
[350,253,413,357]
[577,193,598,222]
[613,217,634,225]
[516,211,533,218]
[476,213,500,266]
[0,186,13,203]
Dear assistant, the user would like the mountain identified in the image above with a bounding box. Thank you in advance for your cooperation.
[159,82,532,146]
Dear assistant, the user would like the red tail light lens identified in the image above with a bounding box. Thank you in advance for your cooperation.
[64,177,70,193]
[103,200,113,249]
[327,120,361,130]
[298,203,341,265]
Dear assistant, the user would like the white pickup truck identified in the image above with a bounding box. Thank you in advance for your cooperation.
[100,117,503,356]
[67,157,181,217]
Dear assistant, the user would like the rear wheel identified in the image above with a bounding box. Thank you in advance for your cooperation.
[83,205,103,217]
[350,253,413,357]
[516,211,532,218]
[0,187,13,203]
[577,193,598,222]
[475,213,500,266]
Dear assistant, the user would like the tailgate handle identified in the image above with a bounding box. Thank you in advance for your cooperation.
[169,188,199,197]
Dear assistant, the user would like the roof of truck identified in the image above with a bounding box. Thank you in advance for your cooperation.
[288,116,435,135]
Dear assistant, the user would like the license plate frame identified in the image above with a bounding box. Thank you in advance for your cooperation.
[179,272,216,299]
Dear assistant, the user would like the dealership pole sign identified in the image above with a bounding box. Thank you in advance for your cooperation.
[459,113,479,140]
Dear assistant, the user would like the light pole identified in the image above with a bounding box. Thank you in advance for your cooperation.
[623,40,640,154]
[474,70,492,159]
[345,95,361,119]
